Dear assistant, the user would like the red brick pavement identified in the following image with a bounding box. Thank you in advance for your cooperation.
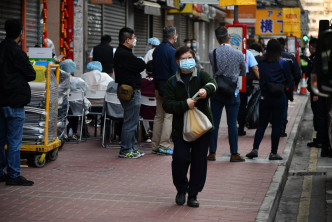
[0,95,307,222]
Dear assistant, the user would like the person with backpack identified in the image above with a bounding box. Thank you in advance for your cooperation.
[246,39,292,160]
[163,46,217,207]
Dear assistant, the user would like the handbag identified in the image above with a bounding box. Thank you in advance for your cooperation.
[183,91,212,142]
[265,82,285,96]
[213,49,237,95]
[117,84,134,101]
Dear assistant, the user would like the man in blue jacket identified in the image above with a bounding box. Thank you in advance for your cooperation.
[0,19,36,186]
[151,26,178,155]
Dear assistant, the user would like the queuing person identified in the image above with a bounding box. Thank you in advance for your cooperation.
[0,19,36,186]
[89,35,114,75]
[277,38,300,137]
[114,27,146,158]
[306,38,332,157]
[183,39,191,48]
[163,46,217,208]
[151,26,178,155]
[144,37,160,63]
[246,39,292,160]
[237,48,259,136]
[207,26,246,162]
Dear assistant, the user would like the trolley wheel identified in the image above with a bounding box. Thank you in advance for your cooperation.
[31,154,46,168]
[47,148,59,161]
[59,138,65,149]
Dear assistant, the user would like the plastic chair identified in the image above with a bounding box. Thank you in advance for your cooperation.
[67,90,85,142]
[102,92,124,148]
[86,89,106,137]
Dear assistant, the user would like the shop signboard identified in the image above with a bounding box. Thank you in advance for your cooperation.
[168,3,193,13]
[220,0,256,7]
[91,0,112,4]
[255,10,283,36]
[180,0,219,3]
[283,8,301,38]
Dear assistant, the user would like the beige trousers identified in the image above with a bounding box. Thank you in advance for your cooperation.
[152,90,173,150]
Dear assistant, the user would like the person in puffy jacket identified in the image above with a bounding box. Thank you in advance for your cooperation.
[246,39,292,160]
[163,46,217,208]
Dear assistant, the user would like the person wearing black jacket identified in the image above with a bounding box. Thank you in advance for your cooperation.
[246,39,292,160]
[114,27,146,158]
[0,19,36,186]
[90,35,114,75]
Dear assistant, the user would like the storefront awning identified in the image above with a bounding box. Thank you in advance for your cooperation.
[143,1,161,16]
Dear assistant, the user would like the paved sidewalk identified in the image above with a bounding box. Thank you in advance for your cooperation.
[0,94,308,222]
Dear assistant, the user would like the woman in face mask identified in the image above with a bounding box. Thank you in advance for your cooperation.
[162,46,217,208]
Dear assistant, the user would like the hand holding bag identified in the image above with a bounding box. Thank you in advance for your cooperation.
[183,91,212,142]
[213,49,237,96]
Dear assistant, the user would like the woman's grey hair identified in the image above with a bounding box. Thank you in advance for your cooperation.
[215,26,229,43]
[163,26,176,40]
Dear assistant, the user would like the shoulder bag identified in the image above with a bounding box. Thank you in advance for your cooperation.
[117,84,134,101]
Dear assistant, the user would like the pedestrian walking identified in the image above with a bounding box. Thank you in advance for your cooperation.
[89,35,114,75]
[306,38,332,157]
[207,26,246,162]
[246,39,293,160]
[151,26,178,155]
[114,27,146,158]
[163,46,217,207]
[0,19,36,186]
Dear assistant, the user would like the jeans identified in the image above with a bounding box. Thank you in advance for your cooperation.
[0,106,25,178]
[253,93,285,154]
[210,92,240,154]
[120,90,141,153]
[172,132,211,197]
[151,90,173,150]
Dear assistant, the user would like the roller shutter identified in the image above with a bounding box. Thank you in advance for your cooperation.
[87,1,102,52]
[0,0,21,43]
[26,0,40,48]
[188,18,194,40]
[152,11,164,41]
[134,8,148,57]
[179,15,188,43]
[103,0,126,47]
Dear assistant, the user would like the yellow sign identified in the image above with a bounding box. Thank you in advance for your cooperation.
[220,0,256,6]
[168,4,193,13]
[255,10,283,36]
[283,8,301,37]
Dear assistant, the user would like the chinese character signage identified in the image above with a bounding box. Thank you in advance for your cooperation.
[220,0,256,7]
[255,10,283,36]
[283,8,301,38]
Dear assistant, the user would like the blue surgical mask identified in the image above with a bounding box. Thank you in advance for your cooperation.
[192,43,197,48]
[180,59,196,72]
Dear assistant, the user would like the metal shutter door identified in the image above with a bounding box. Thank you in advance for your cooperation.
[188,18,194,40]
[0,0,21,43]
[26,0,40,48]
[87,1,102,52]
[180,15,188,43]
[103,0,126,46]
[134,8,148,57]
[152,11,164,41]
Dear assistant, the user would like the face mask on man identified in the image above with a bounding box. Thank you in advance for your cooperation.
[192,43,197,48]
[180,59,196,72]
[186,43,191,48]
[132,38,137,47]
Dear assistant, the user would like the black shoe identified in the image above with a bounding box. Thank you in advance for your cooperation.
[269,153,283,160]
[175,192,186,205]
[280,131,287,137]
[307,140,323,148]
[321,148,332,157]
[0,173,7,182]
[280,124,287,137]
[238,128,246,136]
[246,149,258,159]
[6,176,34,186]
[187,196,199,207]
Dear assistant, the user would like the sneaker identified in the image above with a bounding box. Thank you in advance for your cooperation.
[6,176,34,186]
[207,153,216,161]
[71,134,79,140]
[118,151,140,159]
[156,147,173,155]
[133,149,145,157]
[0,173,7,183]
[175,192,186,205]
[307,140,323,148]
[145,138,152,143]
[269,153,283,160]
[246,149,258,159]
[230,153,245,162]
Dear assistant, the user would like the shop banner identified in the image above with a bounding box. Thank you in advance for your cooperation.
[283,8,301,37]
[168,3,193,13]
[91,0,112,4]
[220,0,256,7]
[255,10,283,36]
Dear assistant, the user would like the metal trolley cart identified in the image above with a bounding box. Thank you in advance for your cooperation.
[19,64,61,168]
